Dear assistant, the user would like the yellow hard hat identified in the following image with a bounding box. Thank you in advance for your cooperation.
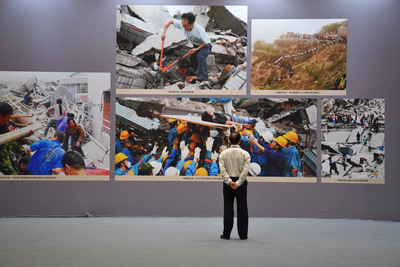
[283,131,298,143]
[169,118,177,123]
[183,160,198,173]
[274,136,288,148]
[119,130,129,140]
[115,153,129,164]
[177,123,187,134]
[195,167,208,176]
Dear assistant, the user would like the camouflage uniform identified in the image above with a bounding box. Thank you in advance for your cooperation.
[0,141,26,175]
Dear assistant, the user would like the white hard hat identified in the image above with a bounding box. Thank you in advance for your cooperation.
[164,167,180,176]
[149,161,162,176]
[249,163,261,176]
[261,131,274,143]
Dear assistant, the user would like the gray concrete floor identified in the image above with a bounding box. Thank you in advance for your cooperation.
[0,217,399,267]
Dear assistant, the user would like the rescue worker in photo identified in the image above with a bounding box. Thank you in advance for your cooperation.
[161,12,212,89]
[25,131,65,175]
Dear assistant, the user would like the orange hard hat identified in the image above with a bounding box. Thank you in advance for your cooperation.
[177,123,187,134]
[119,130,129,140]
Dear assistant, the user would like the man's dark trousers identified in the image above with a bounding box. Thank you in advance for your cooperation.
[223,179,248,239]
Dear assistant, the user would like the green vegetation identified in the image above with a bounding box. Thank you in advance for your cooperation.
[304,66,322,81]
[327,56,347,72]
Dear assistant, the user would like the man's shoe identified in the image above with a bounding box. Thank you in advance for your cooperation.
[240,236,248,240]
[220,234,230,240]
[199,81,211,89]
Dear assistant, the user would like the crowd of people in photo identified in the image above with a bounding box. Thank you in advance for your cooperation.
[324,112,381,133]
[115,106,307,178]
[263,31,347,88]
[0,100,90,176]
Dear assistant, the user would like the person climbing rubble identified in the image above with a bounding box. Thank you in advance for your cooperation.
[43,99,66,137]
[63,118,86,157]
[161,12,212,89]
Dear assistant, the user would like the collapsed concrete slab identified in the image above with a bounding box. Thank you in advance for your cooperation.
[131,29,188,57]
[194,6,247,36]
[116,101,160,132]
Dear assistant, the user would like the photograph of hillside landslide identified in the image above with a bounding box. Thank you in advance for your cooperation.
[251,19,347,91]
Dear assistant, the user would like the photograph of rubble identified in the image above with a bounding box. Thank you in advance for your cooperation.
[116,5,248,95]
[0,72,111,180]
[321,99,385,183]
[251,19,347,95]
[115,97,317,183]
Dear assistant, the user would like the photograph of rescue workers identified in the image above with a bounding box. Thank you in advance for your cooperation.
[116,5,248,93]
[0,71,110,179]
[251,19,347,94]
[115,97,317,182]
[321,98,385,183]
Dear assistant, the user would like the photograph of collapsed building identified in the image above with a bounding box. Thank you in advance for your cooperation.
[0,72,110,179]
[251,19,347,94]
[115,97,317,182]
[116,5,248,94]
[321,98,385,183]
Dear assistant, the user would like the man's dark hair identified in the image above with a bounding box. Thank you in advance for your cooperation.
[229,132,241,145]
[122,138,132,146]
[201,111,213,122]
[178,57,190,69]
[181,12,196,24]
[54,130,65,143]
[61,151,85,170]
[0,102,13,117]
[19,158,29,165]
[67,118,75,125]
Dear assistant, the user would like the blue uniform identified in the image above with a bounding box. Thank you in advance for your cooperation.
[115,140,124,154]
[121,148,137,165]
[259,140,285,177]
[115,167,134,176]
[281,146,302,177]
[27,139,65,175]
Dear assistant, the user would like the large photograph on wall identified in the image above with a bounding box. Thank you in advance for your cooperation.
[115,97,317,183]
[0,72,110,180]
[251,19,347,96]
[321,98,385,183]
[116,5,248,95]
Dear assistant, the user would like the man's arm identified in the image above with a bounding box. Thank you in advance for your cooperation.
[161,19,174,41]
[190,43,206,54]
[236,151,251,187]
[219,151,232,185]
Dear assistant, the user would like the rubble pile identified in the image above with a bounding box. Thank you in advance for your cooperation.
[321,99,385,179]
[116,5,247,90]
[0,77,110,172]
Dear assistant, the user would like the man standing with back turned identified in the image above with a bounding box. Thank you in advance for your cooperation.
[161,12,212,89]
[219,132,251,240]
